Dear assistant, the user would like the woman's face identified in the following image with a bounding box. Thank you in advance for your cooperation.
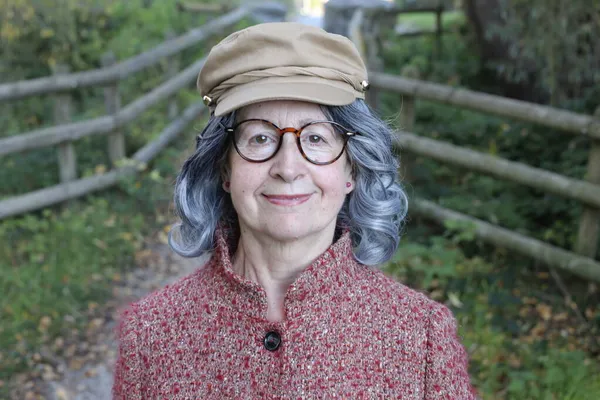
[226,100,354,242]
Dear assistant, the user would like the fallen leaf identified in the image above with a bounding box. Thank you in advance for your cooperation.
[536,303,552,321]
[508,354,521,368]
[69,358,84,370]
[41,365,57,381]
[158,231,169,244]
[93,238,108,250]
[88,318,104,330]
[448,292,463,308]
[585,307,595,319]
[54,386,69,400]
[39,316,52,331]
[553,312,568,322]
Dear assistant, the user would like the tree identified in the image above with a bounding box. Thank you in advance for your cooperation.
[464,0,600,107]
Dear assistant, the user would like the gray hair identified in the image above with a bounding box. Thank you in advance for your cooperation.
[169,99,408,266]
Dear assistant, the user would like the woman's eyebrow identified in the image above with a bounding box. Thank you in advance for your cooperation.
[298,117,326,126]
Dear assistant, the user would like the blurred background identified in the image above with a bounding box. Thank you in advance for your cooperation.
[1,0,599,398]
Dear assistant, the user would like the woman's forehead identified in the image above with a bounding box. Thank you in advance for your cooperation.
[237,100,327,124]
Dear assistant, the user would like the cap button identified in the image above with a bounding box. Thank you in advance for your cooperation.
[361,80,370,91]
[202,95,213,106]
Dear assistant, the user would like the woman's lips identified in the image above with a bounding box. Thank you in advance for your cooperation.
[263,194,312,206]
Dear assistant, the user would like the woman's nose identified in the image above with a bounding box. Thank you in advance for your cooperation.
[269,133,307,182]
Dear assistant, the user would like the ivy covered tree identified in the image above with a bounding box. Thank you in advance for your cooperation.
[464,0,599,108]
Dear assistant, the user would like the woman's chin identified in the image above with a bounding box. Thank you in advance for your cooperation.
[263,222,312,241]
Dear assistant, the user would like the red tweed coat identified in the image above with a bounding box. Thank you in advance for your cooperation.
[113,228,476,399]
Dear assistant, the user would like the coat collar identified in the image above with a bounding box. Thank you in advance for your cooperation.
[208,224,358,321]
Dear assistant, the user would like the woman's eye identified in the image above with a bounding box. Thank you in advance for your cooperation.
[252,135,270,144]
[309,135,324,144]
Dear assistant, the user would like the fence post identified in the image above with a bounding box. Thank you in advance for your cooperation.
[435,4,443,60]
[165,31,180,120]
[363,11,384,112]
[575,106,600,259]
[399,66,420,184]
[53,64,77,183]
[101,51,125,166]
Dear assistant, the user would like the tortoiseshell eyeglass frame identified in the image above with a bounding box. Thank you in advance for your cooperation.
[224,119,357,166]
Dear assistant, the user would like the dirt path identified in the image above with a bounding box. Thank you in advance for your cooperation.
[29,245,210,400]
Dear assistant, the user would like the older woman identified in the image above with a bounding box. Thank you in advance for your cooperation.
[113,22,475,399]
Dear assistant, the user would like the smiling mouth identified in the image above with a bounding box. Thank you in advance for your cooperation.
[262,194,312,206]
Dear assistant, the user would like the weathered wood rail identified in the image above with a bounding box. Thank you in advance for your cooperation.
[1,2,599,281]
[368,73,600,275]
[348,10,600,281]
[0,6,255,219]
[374,72,600,282]
[0,7,249,102]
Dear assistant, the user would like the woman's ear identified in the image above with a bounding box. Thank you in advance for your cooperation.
[345,159,356,194]
[220,158,231,193]
[344,167,355,194]
[345,178,355,194]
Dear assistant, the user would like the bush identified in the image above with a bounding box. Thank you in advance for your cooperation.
[0,197,143,379]
[380,30,598,258]
[386,227,600,399]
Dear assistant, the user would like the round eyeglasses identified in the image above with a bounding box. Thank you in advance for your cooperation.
[225,119,356,166]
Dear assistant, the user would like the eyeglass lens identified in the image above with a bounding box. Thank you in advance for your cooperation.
[233,121,347,164]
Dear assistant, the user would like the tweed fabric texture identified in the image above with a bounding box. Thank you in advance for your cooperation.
[113,228,476,399]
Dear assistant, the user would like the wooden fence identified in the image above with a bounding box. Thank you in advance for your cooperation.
[347,4,449,111]
[352,17,600,282]
[1,4,599,282]
[0,6,253,219]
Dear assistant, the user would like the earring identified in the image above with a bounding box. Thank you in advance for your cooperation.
[346,182,352,188]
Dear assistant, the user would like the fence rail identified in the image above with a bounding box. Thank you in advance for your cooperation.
[0,103,206,219]
[351,15,600,281]
[0,6,254,219]
[371,73,600,139]
[0,55,208,156]
[411,199,600,282]
[0,7,249,102]
[2,4,599,282]
[379,81,600,280]
[392,130,600,209]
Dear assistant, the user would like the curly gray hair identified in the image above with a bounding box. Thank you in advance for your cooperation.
[169,99,408,266]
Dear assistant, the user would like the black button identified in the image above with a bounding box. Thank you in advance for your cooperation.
[263,331,281,351]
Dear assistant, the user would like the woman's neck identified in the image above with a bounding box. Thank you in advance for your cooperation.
[231,226,335,322]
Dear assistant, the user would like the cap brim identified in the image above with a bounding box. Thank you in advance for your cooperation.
[213,77,363,116]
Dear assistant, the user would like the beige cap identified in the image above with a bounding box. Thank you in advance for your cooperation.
[197,22,369,116]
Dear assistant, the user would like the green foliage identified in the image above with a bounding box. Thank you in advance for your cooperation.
[0,0,226,385]
[0,111,199,381]
[0,0,237,197]
[470,0,600,105]
[0,197,143,378]
[381,31,481,96]
[381,23,600,398]
[397,10,466,31]
[380,28,598,257]
[386,230,600,399]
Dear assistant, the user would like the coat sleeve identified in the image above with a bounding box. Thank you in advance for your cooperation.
[424,302,477,399]
[112,305,144,400]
